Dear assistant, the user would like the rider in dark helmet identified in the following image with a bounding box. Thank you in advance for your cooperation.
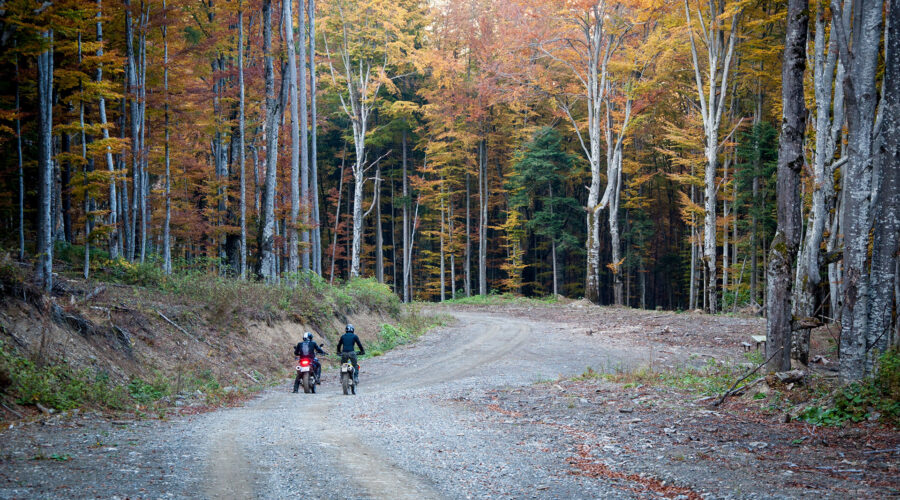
[293,332,326,392]
[335,324,364,384]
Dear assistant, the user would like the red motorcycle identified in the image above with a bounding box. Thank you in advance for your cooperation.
[294,356,317,393]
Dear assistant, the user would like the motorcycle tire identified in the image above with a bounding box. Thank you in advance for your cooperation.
[302,372,311,394]
[341,373,350,395]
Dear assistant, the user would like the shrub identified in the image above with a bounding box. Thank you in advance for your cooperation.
[798,349,900,426]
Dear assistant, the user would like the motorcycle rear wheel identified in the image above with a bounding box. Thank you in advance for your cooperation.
[341,373,350,395]
[301,372,311,393]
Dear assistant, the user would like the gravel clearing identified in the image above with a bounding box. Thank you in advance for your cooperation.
[2,308,896,499]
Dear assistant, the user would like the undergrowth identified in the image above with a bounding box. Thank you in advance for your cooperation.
[0,340,261,415]
[87,254,401,326]
[797,349,900,426]
[364,306,451,357]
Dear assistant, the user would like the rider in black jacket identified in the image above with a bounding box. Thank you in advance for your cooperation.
[293,332,326,392]
[336,324,364,384]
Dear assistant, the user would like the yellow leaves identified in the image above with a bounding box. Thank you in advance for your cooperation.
[606,257,625,274]
[676,190,705,224]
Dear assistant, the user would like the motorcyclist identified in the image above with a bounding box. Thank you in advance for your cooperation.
[293,332,326,393]
[336,324,364,384]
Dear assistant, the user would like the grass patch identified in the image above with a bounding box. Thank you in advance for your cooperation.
[363,306,450,358]
[443,292,558,306]
[595,358,743,396]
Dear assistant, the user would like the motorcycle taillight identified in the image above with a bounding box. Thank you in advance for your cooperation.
[300,359,310,366]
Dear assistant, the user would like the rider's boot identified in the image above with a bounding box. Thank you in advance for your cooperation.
[292,376,300,393]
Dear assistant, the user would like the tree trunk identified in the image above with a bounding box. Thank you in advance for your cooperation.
[465,171,471,297]
[449,193,456,299]
[868,0,899,361]
[299,0,310,273]
[376,165,384,284]
[163,0,172,275]
[833,0,884,381]
[766,0,809,372]
[15,46,25,261]
[440,189,446,302]
[94,1,118,260]
[61,133,72,244]
[309,0,321,275]
[684,0,740,314]
[238,5,247,279]
[329,145,346,284]
[402,130,411,301]
[793,5,843,360]
[284,0,300,277]
[124,0,138,261]
[479,139,488,296]
[37,29,54,291]
[78,34,92,279]
[258,0,283,282]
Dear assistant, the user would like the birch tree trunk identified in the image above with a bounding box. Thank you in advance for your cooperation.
[329,143,346,284]
[376,165,384,284]
[284,0,301,277]
[478,139,488,296]
[163,0,172,275]
[299,0,310,274]
[309,0,321,275]
[684,0,740,313]
[465,171,471,297]
[238,5,247,279]
[78,34,92,279]
[124,0,138,261]
[94,0,118,260]
[402,130,411,301]
[766,0,809,372]
[832,0,884,381]
[37,28,54,291]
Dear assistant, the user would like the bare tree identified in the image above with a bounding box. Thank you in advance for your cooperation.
[684,0,740,313]
[535,1,623,303]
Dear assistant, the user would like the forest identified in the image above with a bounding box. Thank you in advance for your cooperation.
[0,0,896,381]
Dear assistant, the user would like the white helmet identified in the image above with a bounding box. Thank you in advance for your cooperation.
[303,332,313,341]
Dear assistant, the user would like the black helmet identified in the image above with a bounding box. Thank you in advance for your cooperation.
[304,332,313,341]
[346,324,354,333]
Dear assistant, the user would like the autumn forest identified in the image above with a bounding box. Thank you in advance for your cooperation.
[0,0,897,380]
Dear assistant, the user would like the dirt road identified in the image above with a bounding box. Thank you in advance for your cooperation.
[2,309,895,499]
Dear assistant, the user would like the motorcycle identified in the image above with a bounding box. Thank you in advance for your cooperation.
[340,353,361,395]
[294,356,317,394]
